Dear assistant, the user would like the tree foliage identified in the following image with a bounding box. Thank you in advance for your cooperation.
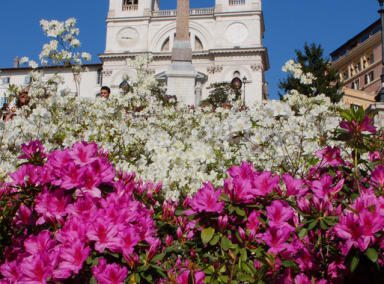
[279,43,343,103]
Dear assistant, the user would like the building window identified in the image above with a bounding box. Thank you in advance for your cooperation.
[365,71,374,85]
[195,36,203,51]
[123,0,138,11]
[1,77,10,85]
[24,76,31,84]
[161,37,170,52]
[352,79,360,90]
[355,62,362,73]
[97,69,102,85]
[343,70,349,81]
[370,53,375,65]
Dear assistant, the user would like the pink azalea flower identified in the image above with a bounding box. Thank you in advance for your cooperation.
[35,189,71,225]
[294,273,312,284]
[93,259,128,284]
[315,146,344,167]
[224,178,254,203]
[369,151,382,162]
[55,240,90,277]
[340,115,376,135]
[371,165,384,188]
[0,260,22,283]
[90,158,115,183]
[9,164,43,186]
[69,141,98,166]
[266,200,294,229]
[86,218,120,253]
[20,255,53,284]
[18,140,46,160]
[58,162,82,190]
[117,227,140,259]
[24,230,56,256]
[310,174,344,198]
[56,217,87,244]
[246,210,261,238]
[334,212,371,254]
[46,149,73,176]
[77,166,102,198]
[177,269,205,284]
[14,204,33,226]
[261,226,292,255]
[282,173,307,197]
[228,162,255,179]
[251,171,280,197]
[186,183,224,214]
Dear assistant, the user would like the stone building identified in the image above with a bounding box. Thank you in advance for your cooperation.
[1,0,269,105]
[330,20,381,108]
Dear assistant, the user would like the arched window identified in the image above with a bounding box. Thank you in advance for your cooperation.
[195,36,203,51]
[161,37,170,52]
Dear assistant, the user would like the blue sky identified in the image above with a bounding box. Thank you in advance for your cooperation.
[0,0,379,99]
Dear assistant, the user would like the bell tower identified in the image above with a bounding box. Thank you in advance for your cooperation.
[107,0,159,18]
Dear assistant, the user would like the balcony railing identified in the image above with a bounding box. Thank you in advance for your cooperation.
[229,0,246,5]
[152,8,214,17]
[122,4,138,11]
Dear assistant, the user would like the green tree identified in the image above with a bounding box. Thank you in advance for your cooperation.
[279,43,343,103]
[201,82,241,108]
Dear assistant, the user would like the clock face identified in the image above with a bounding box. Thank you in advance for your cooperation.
[117,27,139,47]
[226,23,248,44]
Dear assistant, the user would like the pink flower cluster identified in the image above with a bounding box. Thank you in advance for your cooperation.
[1,141,158,283]
[1,138,384,283]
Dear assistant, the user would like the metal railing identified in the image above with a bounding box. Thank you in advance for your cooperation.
[152,8,214,17]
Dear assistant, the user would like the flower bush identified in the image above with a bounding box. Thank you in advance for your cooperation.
[0,86,346,200]
[1,106,383,283]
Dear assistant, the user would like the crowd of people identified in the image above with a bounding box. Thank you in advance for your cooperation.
[0,86,111,122]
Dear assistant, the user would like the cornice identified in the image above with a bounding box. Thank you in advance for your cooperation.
[106,10,262,23]
[99,47,269,70]
[331,33,381,69]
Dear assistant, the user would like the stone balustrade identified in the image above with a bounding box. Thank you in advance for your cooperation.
[152,8,214,17]
[229,0,246,5]
[122,4,138,11]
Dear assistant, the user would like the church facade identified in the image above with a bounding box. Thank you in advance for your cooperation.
[102,0,269,104]
[0,0,269,105]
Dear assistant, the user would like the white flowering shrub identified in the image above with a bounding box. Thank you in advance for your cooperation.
[0,83,344,201]
[19,18,91,97]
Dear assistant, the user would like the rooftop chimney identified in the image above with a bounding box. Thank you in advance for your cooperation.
[14,56,20,68]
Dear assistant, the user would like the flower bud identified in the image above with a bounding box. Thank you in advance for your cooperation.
[218,215,228,231]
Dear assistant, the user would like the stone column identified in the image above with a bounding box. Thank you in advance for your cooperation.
[167,0,197,105]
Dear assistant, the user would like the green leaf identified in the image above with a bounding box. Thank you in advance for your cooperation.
[319,220,328,230]
[201,227,215,244]
[281,260,295,267]
[350,255,360,272]
[204,265,215,275]
[237,274,254,282]
[209,234,220,246]
[221,237,231,251]
[235,207,246,217]
[365,248,378,263]
[307,220,318,230]
[298,228,308,240]
[151,253,165,263]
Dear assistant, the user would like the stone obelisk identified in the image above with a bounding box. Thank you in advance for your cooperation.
[166,0,197,105]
